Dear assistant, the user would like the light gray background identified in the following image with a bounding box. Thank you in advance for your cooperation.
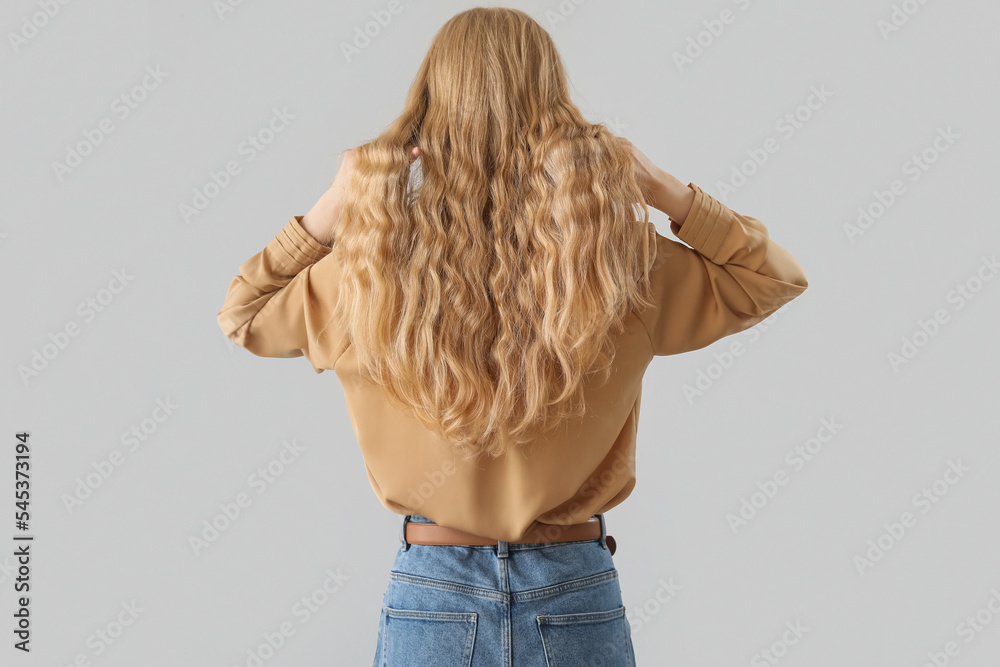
[3,0,999,665]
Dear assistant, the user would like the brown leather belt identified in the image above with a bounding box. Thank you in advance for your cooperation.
[401,517,616,556]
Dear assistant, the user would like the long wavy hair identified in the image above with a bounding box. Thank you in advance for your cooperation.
[330,7,657,462]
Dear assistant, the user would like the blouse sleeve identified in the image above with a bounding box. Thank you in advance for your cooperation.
[217,216,345,373]
[637,183,809,356]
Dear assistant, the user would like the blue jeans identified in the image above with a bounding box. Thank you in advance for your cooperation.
[372,514,637,666]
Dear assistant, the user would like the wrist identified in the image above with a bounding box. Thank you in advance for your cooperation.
[652,173,694,225]
[301,187,346,247]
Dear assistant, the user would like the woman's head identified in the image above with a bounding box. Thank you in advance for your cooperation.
[331,7,657,461]
[407,6,576,158]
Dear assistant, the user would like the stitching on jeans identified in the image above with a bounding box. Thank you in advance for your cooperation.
[389,571,508,602]
[515,569,619,602]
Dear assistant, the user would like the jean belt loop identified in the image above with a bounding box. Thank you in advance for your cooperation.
[597,513,608,550]
[400,514,411,551]
[497,538,510,559]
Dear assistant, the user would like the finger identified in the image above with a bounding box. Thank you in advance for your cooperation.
[410,146,421,161]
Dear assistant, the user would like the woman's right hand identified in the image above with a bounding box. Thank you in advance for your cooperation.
[618,137,666,205]
[617,137,694,224]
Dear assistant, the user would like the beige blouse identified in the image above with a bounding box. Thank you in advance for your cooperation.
[217,183,809,542]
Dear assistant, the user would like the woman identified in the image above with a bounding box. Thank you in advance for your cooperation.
[217,7,808,666]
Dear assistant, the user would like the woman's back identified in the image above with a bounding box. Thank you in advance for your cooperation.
[217,178,808,542]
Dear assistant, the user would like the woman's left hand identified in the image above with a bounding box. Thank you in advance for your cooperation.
[328,147,360,190]
[300,146,420,246]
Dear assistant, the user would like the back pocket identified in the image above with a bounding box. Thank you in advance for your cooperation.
[537,605,635,667]
[382,607,477,667]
